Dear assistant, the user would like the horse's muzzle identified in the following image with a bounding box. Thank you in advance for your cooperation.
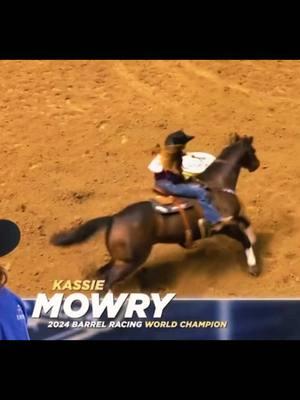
[249,159,260,172]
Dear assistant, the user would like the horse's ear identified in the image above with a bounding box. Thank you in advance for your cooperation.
[229,132,240,144]
[244,135,253,145]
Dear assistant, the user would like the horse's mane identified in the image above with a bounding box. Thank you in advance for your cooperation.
[217,134,250,160]
[217,141,241,160]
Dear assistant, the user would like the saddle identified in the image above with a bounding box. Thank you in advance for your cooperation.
[151,186,194,214]
[151,185,207,248]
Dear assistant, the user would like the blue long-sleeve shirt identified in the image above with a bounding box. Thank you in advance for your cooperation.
[0,287,30,340]
[154,171,185,184]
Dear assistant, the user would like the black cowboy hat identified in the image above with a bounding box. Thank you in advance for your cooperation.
[164,130,195,146]
[0,220,21,257]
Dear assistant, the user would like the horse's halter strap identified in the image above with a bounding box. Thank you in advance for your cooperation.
[220,188,236,195]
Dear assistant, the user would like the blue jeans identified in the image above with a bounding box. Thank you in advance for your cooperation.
[156,180,221,224]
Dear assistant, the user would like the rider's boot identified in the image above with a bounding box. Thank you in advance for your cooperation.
[198,216,233,236]
[210,216,233,232]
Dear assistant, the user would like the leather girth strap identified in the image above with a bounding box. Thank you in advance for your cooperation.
[172,198,193,248]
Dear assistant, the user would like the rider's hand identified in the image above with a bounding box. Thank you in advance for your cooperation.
[185,176,199,184]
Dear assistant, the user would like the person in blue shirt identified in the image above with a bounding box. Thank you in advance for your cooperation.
[0,268,30,340]
[0,220,30,340]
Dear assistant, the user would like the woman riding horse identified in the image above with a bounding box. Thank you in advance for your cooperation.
[149,130,231,230]
[51,133,260,291]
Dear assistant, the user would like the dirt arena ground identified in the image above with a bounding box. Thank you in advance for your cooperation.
[1,60,300,298]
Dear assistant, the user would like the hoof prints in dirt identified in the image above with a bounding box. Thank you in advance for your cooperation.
[57,190,95,204]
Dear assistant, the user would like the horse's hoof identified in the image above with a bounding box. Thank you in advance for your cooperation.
[248,265,260,277]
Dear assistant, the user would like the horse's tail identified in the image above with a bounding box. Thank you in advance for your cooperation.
[50,216,113,246]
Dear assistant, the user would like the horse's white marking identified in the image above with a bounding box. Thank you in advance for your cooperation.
[245,247,256,267]
[245,226,256,245]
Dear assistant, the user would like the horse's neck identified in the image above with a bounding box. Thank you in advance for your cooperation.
[200,146,243,190]
[220,163,241,190]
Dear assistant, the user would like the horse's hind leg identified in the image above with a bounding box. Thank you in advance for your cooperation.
[214,224,259,276]
[103,260,142,292]
[96,261,114,282]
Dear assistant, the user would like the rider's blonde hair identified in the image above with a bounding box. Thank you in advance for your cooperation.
[160,144,185,175]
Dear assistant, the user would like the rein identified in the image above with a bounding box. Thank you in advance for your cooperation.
[191,154,237,169]
[193,178,236,196]
[191,155,233,166]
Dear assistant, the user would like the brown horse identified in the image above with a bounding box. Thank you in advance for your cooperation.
[51,134,260,291]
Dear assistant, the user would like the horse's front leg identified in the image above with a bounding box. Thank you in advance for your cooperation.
[213,223,259,276]
[235,215,256,245]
